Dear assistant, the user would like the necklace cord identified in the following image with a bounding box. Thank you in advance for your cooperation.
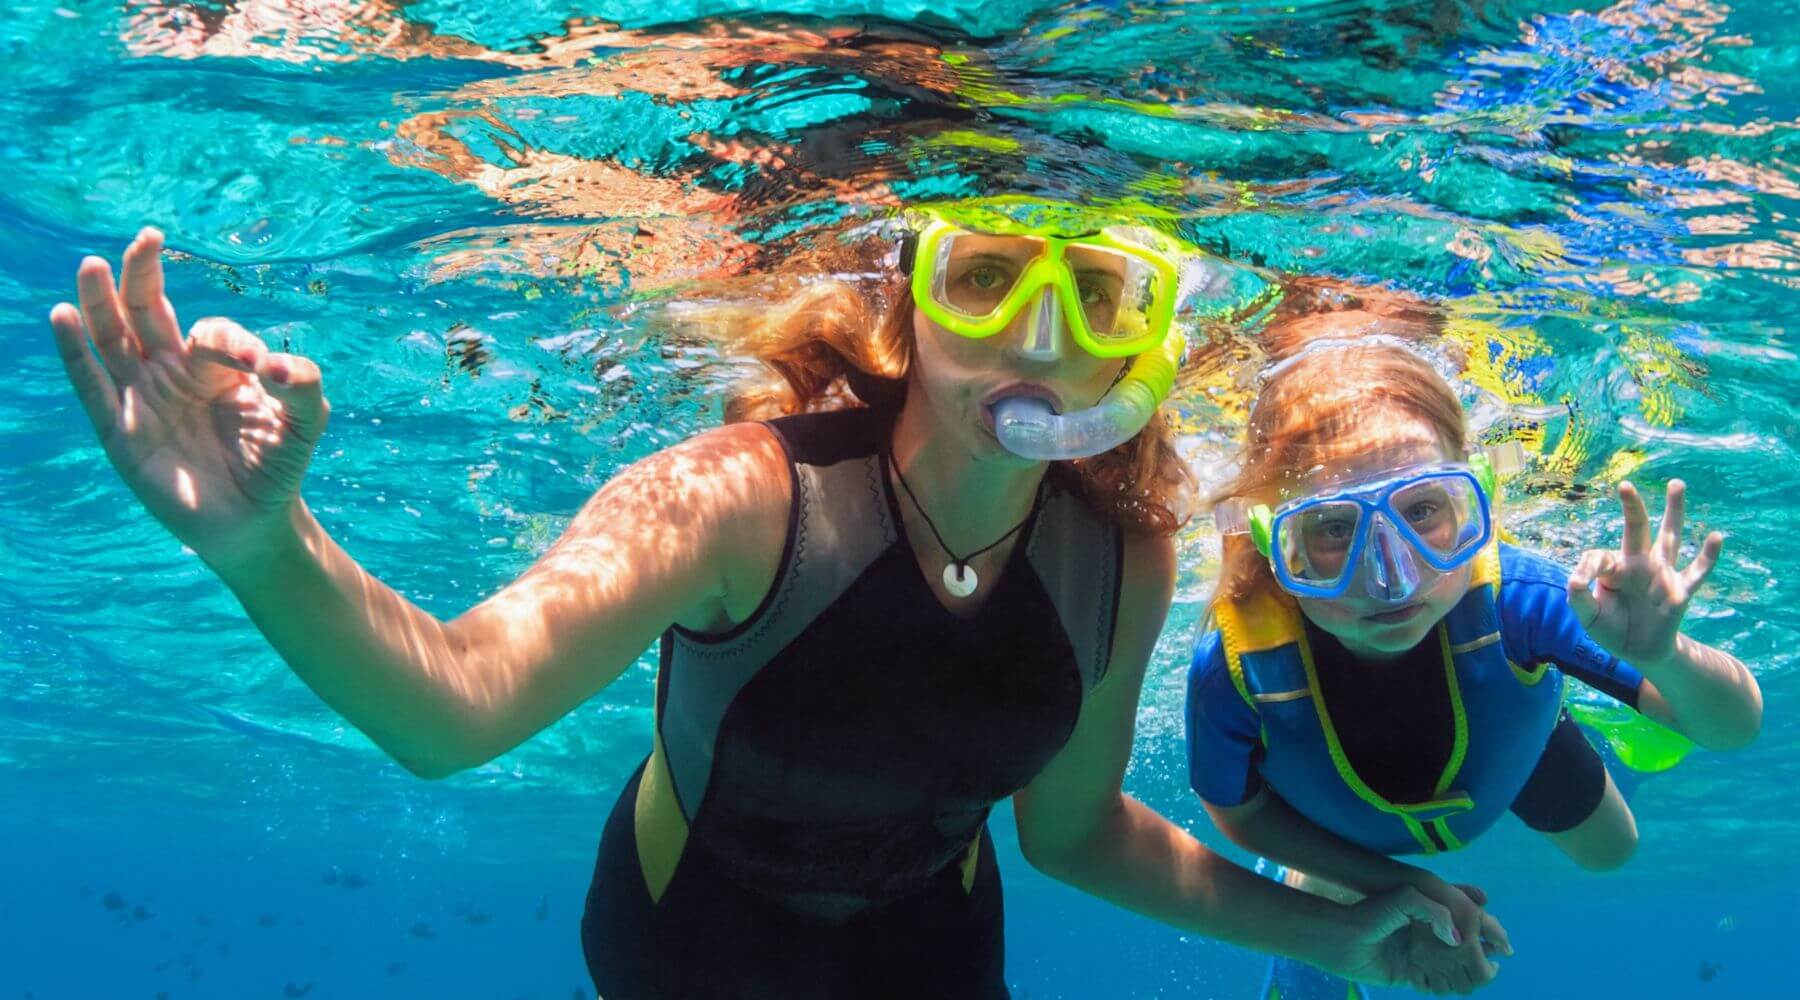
[886,449,1039,578]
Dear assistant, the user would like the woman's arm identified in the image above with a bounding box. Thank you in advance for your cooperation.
[218,421,790,778]
[1205,791,1473,907]
[1010,533,1474,990]
[54,233,791,780]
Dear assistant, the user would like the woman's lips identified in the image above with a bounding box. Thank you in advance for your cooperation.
[981,383,1063,432]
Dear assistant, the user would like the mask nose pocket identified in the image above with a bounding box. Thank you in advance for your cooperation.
[1363,515,1422,603]
[1017,289,1064,361]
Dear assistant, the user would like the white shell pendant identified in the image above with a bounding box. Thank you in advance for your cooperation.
[943,562,978,598]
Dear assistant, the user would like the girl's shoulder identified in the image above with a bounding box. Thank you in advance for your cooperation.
[1498,542,1574,591]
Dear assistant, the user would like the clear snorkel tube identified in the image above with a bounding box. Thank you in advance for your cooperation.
[992,330,1185,460]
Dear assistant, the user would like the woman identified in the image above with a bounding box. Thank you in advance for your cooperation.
[1187,335,1762,997]
[50,199,1492,998]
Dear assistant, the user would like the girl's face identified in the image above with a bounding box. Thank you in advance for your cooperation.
[1289,414,1474,660]
[908,293,1125,463]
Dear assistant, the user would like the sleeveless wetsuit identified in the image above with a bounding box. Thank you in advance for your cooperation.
[581,406,1124,999]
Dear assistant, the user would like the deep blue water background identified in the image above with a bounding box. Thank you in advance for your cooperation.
[4,0,1798,996]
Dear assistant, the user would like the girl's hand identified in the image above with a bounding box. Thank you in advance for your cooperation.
[1567,480,1723,671]
[48,228,331,575]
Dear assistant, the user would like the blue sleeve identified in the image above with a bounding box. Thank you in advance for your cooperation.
[1185,630,1266,807]
[1498,544,1646,707]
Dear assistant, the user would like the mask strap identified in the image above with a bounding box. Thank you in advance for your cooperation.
[1468,440,1526,494]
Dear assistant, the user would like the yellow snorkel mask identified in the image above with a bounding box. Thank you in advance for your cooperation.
[900,196,1210,460]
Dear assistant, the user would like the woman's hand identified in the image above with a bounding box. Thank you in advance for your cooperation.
[1567,479,1723,671]
[48,228,330,575]
[1397,881,1510,994]
[1312,884,1459,989]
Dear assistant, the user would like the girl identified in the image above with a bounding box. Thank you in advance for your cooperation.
[1187,336,1763,997]
[51,200,1487,998]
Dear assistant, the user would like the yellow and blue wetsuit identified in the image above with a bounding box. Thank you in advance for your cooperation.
[1187,543,1645,854]
[1186,543,1647,999]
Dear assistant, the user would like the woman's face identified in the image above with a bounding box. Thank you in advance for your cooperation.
[907,235,1129,462]
[1289,415,1474,660]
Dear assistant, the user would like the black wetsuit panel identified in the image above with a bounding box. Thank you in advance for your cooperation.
[580,406,1120,999]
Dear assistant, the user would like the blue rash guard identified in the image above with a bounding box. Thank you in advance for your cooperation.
[1187,544,1647,851]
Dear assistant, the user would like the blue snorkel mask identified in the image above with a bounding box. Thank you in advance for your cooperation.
[1216,444,1523,604]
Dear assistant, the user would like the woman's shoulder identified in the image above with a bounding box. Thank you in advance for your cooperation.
[758,404,890,466]
[1117,529,1177,616]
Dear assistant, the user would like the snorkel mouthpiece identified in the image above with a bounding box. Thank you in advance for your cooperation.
[993,332,1185,461]
[1363,515,1423,603]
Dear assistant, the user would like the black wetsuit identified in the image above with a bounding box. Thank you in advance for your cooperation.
[581,406,1124,999]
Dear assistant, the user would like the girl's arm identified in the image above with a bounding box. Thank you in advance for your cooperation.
[1541,768,1638,872]
[1011,533,1478,992]
[1567,480,1762,750]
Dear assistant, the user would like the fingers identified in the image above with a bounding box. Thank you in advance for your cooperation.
[1619,481,1651,557]
[119,227,186,357]
[1567,550,1607,627]
[48,303,123,438]
[1683,531,1725,591]
[77,256,143,385]
[1479,909,1514,958]
[1452,883,1487,907]
[255,351,331,444]
[187,317,268,377]
[1451,901,1497,984]
[1386,886,1458,947]
[1656,479,1686,563]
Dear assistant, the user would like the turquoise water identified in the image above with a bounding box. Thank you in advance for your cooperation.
[2,0,1796,996]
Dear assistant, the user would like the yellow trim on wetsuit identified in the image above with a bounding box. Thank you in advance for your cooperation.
[959,831,983,893]
[1296,623,1476,854]
[1216,539,1500,853]
[1214,587,1306,711]
[635,712,690,903]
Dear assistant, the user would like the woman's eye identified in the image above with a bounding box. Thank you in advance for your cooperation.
[962,266,1008,291]
[1076,276,1116,305]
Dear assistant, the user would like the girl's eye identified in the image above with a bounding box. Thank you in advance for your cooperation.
[1404,501,1441,523]
[1305,517,1356,545]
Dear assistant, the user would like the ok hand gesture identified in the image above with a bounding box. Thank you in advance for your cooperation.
[1566,480,1722,670]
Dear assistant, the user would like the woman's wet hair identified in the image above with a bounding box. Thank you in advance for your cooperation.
[682,223,1195,535]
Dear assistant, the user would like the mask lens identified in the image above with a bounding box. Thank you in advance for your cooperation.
[1277,500,1364,589]
[931,232,1048,323]
[1065,243,1161,347]
[1390,474,1486,562]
